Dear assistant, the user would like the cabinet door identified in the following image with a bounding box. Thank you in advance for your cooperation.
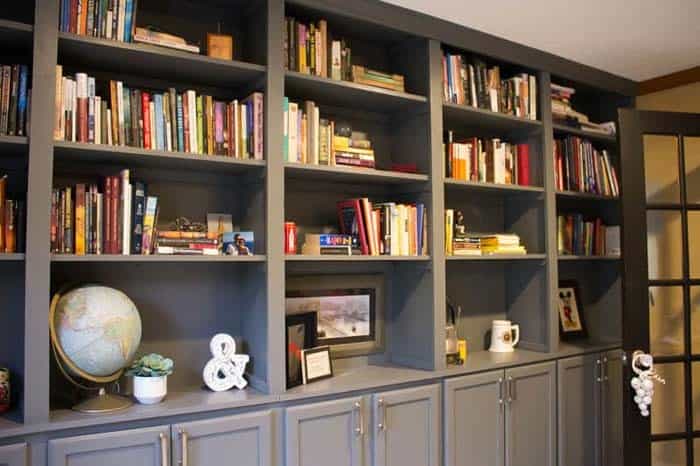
[557,354,601,466]
[0,443,26,466]
[372,384,440,466]
[48,425,170,466]
[285,396,365,466]
[172,410,272,466]
[443,371,505,466]
[600,349,624,466]
[505,361,556,466]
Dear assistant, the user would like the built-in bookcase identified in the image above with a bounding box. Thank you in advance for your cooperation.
[0,0,636,430]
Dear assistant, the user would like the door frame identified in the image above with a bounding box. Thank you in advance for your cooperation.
[618,109,700,466]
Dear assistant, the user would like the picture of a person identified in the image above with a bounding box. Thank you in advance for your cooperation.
[235,234,252,256]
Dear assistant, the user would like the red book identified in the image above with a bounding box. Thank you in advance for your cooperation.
[517,144,530,186]
[141,92,151,150]
[70,0,78,33]
[103,177,112,253]
[336,199,369,255]
[110,176,120,254]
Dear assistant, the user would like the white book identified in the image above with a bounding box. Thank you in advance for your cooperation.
[70,80,77,142]
[55,66,64,140]
[120,169,131,255]
[187,90,197,153]
[106,109,112,145]
[117,0,126,42]
[106,10,113,41]
[313,105,320,164]
[529,75,537,120]
[288,102,298,162]
[605,226,621,256]
[493,139,506,184]
[331,41,342,80]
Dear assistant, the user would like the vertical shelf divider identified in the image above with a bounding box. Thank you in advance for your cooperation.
[23,0,59,424]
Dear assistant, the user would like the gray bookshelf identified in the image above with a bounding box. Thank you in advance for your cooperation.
[0,0,634,446]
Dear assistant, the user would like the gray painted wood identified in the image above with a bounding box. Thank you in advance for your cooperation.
[285,396,366,466]
[557,354,601,466]
[443,371,505,466]
[600,350,624,466]
[172,410,272,466]
[505,361,556,466]
[48,425,170,466]
[372,384,440,466]
[0,443,27,466]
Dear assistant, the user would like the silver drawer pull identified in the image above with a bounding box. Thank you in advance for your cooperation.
[377,398,387,431]
[354,401,364,436]
[180,429,189,466]
[159,432,169,466]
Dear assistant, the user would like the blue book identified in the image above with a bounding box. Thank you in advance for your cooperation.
[154,94,164,150]
[283,97,289,161]
[61,0,69,32]
[176,94,184,152]
[131,181,146,254]
[16,65,27,137]
[123,0,134,42]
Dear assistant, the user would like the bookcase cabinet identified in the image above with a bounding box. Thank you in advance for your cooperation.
[0,0,636,433]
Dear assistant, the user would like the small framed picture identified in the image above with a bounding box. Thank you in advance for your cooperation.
[301,346,333,384]
[558,281,587,339]
[285,312,317,389]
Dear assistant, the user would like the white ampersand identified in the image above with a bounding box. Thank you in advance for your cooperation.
[203,334,250,392]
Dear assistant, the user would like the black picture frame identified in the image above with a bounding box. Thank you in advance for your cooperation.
[301,346,334,384]
[285,312,318,389]
[557,280,587,340]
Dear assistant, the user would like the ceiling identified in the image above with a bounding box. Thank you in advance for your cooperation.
[380,0,700,82]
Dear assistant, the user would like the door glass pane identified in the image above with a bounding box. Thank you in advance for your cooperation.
[652,440,686,466]
[647,211,684,280]
[688,212,700,278]
[685,137,700,204]
[652,363,686,435]
[692,287,700,354]
[644,135,680,204]
[649,286,685,356]
[694,362,700,431]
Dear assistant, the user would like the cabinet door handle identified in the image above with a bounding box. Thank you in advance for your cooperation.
[179,429,189,466]
[507,377,515,403]
[354,401,364,436]
[602,357,609,382]
[596,359,603,383]
[498,378,504,408]
[377,398,387,431]
[159,432,169,466]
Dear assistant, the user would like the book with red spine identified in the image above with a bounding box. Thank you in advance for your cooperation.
[141,91,151,150]
[516,144,530,186]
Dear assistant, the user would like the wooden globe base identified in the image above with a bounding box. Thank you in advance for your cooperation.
[73,388,133,414]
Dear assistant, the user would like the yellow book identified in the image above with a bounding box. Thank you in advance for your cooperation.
[74,184,86,255]
[445,209,454,256]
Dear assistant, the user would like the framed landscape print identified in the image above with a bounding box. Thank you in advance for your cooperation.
[558,280,587,340]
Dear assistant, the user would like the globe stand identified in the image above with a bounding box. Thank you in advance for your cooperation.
[73,388,132,414]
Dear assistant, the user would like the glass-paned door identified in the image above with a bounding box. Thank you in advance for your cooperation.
[620,110,700,466]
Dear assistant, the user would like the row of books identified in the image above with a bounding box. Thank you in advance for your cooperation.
[336,198,427,256]
[54,67,264,159]
[283,99,375,168]
[554,136,619,196]
[0,176,24,254]
[551,83,616,136]
[442,52,537,120]
[445,134,530,186]
[0,65,30,137]
[557,214,620,257]
[59,0,137,42]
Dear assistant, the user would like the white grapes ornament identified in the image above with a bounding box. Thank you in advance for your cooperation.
[203,334,250,392]
[630,350,665,417]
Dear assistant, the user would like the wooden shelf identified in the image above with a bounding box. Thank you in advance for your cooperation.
[286,255,431,262]
[58,32,266,89]
[553,123,617,145]
[0,135,29,157]
[443,102,542,136]
[51,254,266,263]
[54,141,265,174]
[0,253,24,261]
[445,178,544,195]
[558,255,621,261]
[556,190,619,202]
[285,71,428,113]
[446,254,546,262]
[0,19,32,47]
[285,162,429,184]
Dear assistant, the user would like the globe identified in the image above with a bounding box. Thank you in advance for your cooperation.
[49,285,142,413]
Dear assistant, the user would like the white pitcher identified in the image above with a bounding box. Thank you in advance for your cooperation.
[489,320,520,353]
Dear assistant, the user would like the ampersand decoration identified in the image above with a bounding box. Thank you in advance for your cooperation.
[203,334,250,392]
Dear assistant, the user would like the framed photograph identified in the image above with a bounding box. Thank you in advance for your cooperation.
[558,281,587,339]
[301,346,334,384]
[286,274,385,358]
[285,312,317,389]
[223,231,254,256]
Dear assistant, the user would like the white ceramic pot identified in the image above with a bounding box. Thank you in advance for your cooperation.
[133,375,168,405]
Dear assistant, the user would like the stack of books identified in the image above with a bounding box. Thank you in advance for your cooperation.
[442,52,537,120]
[336,198,427,256]
[54,67,264,160]
[133,27,200,54]
[554,136,619,196]
[59,0,137,42]
[0,175,24,254]
[301,233,361,256]
[445,133,530,185]
[558,214,620,257]
[480,234,526,256]
[283,99,375,169]
[551,83,616,136]
[351,66,405,93]
[155,231,219,256]
[0,64,30,137]
[444,211,527,256]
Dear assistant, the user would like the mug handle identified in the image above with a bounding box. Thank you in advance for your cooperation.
[510,325,520,347]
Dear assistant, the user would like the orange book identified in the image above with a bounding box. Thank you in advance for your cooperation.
[74,183,86,255]
[0,176,5,251]
[4,201,15,253]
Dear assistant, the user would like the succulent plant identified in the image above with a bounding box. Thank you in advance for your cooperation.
[126,353,174,377]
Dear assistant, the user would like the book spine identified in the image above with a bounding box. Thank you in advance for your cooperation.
[168,88,178,151]
[141,91,151,149]
[155,93,164,151]
[254,92,264,160]
[176,93,184,152]
[131,181,145,254]
[188,90,197,153]
[196,95,204,154]
[120,169,130,254]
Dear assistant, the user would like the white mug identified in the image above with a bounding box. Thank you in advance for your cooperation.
[489,320,520,353]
